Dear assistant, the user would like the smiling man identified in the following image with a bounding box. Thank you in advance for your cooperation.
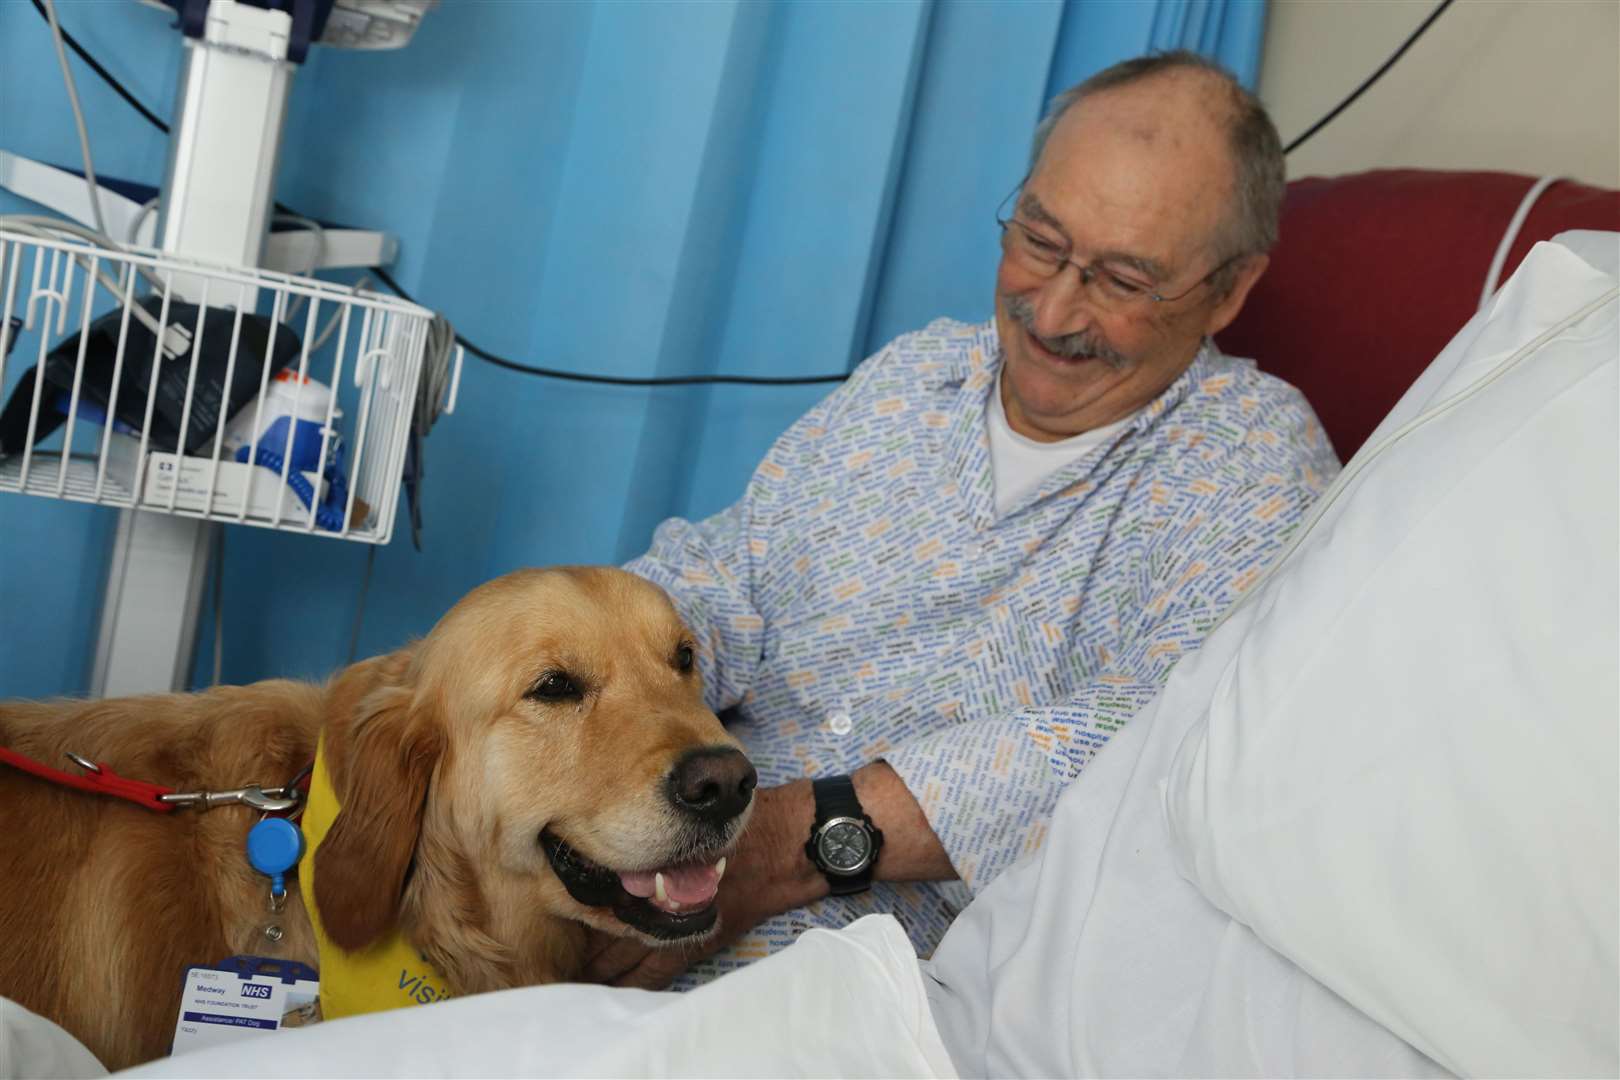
[599,50,1339,989]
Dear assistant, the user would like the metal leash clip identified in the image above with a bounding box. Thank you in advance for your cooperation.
[64,751,101,773]
[159,784,302,813]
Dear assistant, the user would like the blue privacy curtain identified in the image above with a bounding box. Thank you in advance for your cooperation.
[0,0,1265,696]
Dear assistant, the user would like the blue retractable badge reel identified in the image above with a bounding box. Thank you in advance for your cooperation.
[246,818,305,905]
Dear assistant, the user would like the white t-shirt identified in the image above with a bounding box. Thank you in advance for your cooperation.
[985,375,1135,516]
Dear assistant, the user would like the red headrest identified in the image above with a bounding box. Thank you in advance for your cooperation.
[1218,169,1620,460]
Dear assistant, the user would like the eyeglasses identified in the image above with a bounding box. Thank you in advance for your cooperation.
[995,195,1237,313]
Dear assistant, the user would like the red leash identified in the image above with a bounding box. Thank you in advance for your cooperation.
[0,746,177,812]
[0,747,312,816]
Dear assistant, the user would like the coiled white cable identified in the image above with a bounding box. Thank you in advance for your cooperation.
[1217,177,1586,630]
[0,215,166,338]
[41,0,108,238]
[1479,175,1562,311]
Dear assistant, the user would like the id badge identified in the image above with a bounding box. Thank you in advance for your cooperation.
[171,955,320,1056]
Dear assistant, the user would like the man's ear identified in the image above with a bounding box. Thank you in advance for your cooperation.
[1201,252,1269,339]
[314,671,444,953]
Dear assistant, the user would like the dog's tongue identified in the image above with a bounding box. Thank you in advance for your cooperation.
[618,858,725,912]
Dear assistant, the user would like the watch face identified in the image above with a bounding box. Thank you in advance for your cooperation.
[816,818,872,874]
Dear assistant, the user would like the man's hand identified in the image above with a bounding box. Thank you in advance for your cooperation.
[579,762,955,988]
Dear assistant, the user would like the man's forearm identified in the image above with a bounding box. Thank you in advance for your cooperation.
[853,760,958,882]
[748,761,958,919]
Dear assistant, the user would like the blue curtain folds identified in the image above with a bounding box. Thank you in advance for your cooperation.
[0,0,1266,694]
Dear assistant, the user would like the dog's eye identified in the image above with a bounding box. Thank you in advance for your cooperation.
[527,671,582,702]
[675,643,695,673]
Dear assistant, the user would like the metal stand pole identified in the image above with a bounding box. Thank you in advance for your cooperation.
[91,0,295,696]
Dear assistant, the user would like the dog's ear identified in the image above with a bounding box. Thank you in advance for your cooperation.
[314,655,444,952]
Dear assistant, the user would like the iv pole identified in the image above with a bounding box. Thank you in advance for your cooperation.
[91,0,296,695]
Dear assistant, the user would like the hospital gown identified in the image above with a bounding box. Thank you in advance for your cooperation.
[625,317,1339,980]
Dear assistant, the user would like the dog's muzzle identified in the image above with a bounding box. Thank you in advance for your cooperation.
[540,745,756,941]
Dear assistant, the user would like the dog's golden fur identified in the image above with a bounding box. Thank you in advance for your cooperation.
[0,567,751,1071]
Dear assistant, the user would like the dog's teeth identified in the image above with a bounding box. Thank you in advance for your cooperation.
[655,872,668,905]
[716,857,727,882]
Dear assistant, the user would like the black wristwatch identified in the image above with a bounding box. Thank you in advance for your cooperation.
[805,775,884,895]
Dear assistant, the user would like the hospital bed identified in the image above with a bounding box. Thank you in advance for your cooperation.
[4,170,1617,1078]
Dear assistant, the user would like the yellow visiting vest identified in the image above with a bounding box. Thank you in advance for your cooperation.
[298,735,452,1018]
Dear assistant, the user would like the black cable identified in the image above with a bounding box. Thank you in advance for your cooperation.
[361,0,1455,388]
[211,526,225,686]
[27,0,848,392]
[369,267,850,387]
[30,0,171,134]
[346,544,376,663]
[1283,0,1454,156]
[44,0,1446,185]
[48,0,1450,377]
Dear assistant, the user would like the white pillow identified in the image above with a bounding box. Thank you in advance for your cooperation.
[1163,232,1619,1079]
[117,915,954,1079]
[0,997,106,1080]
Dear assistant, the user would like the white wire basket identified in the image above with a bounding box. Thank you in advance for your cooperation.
[0,227,453,544]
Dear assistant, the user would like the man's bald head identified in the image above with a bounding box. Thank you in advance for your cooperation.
[1030,52,1284,284]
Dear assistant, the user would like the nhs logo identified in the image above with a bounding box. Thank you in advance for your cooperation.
[240,983,273,1000]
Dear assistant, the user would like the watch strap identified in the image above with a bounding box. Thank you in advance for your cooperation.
[807,775,882,895]
[811,774,863,820]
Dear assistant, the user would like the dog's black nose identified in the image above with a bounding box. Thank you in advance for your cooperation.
[668,747,756,823]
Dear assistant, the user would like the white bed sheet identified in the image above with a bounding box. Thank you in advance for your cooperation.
[116,913,954,1079]
[1,997,107,1080]
[920,592,1452,1078]
[1164,233,1618,1077]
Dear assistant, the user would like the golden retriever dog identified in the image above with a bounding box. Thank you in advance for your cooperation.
[0,567,756,1071]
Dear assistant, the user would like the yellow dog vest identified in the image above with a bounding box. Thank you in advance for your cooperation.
[298,735,452,1018]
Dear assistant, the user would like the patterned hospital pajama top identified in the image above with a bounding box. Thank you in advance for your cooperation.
[625,317,1339,983]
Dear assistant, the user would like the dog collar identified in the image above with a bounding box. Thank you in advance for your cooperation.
[300,735,453,1018]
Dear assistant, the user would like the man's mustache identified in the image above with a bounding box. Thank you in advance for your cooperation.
[1003,294,1131,371]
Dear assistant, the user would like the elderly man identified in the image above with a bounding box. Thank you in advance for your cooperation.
[594,50,1338,987]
